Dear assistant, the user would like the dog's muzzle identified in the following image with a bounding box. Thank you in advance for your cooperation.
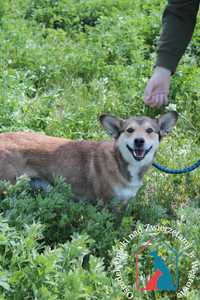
[126,144,153,161]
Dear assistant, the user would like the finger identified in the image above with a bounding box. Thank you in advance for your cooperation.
[161,94,168,106]
[153,93,166,107]
[145,96,155,106]
[147,91,159,105]
[152,94,164,108]
[144,95,154,105]
[144,82,154,102]
[157,94,165,107]
[149,95,158,107]
[144,89,152,102]
[144,96,151,104]
[155,94,162,107]
[164,94,169,105]
[144,94,152,104]
[145,90,166,107]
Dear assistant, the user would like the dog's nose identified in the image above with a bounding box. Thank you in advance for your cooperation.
[134,138,144,148]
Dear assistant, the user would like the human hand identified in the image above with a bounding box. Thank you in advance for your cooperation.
[144,66,171,107]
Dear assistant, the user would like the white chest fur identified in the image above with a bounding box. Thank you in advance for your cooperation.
[114,164,142,202]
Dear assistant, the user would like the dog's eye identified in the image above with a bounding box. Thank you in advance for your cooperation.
[146,128,154,134]
[127,128,135,133]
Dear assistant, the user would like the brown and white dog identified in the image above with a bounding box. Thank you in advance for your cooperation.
[0,112,178,203]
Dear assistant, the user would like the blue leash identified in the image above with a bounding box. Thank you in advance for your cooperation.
[152,159,200,174]
[151,113,200,174]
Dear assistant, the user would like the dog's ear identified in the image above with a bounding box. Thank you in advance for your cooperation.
[158,111,178,137]
[99,114,124,138]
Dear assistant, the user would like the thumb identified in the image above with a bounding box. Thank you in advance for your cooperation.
[144,80,154,102]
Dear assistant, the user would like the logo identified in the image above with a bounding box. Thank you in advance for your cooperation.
[135,240,179,292]
[113,224,199,299]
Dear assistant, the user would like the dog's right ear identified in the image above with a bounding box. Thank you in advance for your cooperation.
[158,111,178,137]
[99,114,124,138]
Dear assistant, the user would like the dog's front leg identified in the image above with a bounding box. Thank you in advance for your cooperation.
[29,178,51,192]
[113,199,129,227]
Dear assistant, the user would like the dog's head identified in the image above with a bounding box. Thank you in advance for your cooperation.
[100,112,178,165]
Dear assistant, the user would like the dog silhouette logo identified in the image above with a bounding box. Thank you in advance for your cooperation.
[135,240,179,292]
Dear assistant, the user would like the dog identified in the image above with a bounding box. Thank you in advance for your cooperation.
[0,111,178,203]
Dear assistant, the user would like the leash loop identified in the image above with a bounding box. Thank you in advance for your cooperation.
[152,160,200,174]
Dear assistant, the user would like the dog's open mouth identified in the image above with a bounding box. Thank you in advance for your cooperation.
[126,145,152,161]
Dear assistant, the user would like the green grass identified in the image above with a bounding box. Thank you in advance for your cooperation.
[0,0,200,299]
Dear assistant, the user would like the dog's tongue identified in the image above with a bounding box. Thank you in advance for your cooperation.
[134,148,145,157]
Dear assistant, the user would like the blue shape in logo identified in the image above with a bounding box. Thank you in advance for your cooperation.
[150,250,176,291]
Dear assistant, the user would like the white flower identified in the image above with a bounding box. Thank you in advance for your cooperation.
[166,103,177,111]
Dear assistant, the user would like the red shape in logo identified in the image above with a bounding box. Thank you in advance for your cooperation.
[141,269,162,291]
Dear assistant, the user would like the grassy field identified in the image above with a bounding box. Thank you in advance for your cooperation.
[0,0,200,299]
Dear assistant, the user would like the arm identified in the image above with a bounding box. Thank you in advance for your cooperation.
[156,0,200,73]
[144,0,199,107]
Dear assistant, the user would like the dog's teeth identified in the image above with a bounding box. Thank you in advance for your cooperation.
[134,150,140,157]
[134,149,144,157]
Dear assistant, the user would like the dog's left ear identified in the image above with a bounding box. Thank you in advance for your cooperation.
[99,114,124,138]
[158,111,178,137]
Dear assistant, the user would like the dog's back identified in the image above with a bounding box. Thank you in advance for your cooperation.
[0,132,121,200]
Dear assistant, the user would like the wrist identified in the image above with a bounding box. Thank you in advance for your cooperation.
[154,66,171,77]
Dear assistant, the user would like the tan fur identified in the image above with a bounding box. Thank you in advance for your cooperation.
[0,112,178,202]
[0,133,131,201]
